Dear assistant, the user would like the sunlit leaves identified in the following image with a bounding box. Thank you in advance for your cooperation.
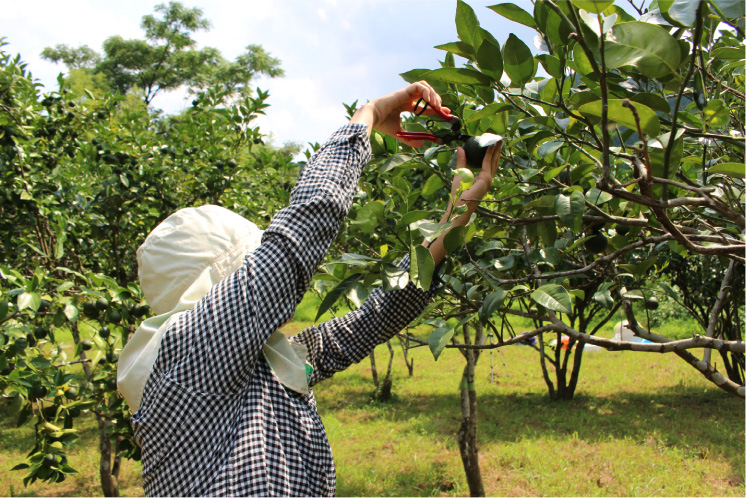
[554,191,585,232]
[579,99,661,136]
[488,3,536,28]
[604,22,683,78]
[703,99,731,128]
[502,34,536,86]
[531,284,572,314]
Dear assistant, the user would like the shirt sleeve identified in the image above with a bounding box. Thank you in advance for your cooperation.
[155,124,372,395]
[290,255,440,387]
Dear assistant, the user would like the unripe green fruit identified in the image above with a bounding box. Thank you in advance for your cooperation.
[32,385,48,399]
[584,232,608,254]
[81,339,94,351]
[107,311,122,324]
[34,327,48,339]
[96,298,109,311]
[454,168,475,185]
[645,297,659,310]
[616,224,630,236]
[64,387,78,400]
[99,327,110,339]
[14,338,27,354]
[43,454,57,466]
[107,378,118,391]
[82,302,98,318]
[106,352,119,364]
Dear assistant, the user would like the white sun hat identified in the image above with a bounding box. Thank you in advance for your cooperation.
[117,204,308,412]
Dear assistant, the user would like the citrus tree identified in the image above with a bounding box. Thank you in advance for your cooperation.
[315,1,744,494]
[0,39,296,495]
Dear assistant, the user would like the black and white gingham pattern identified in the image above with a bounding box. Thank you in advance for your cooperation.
[131,124,439,497]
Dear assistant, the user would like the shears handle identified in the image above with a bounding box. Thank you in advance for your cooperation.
[395,131,440,143]
[412,98,456,122]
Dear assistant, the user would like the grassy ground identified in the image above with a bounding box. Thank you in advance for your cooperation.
[1,300,743,497]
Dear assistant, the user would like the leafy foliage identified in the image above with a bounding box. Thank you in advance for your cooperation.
[0,35,295,490]
[317,0,745,403]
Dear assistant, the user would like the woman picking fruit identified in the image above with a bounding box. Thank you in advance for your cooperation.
[117,81,501,496]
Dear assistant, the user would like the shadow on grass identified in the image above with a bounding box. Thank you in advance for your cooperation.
[318,383,745,481]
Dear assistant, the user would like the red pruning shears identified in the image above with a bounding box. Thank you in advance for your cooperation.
[395,98,468,145]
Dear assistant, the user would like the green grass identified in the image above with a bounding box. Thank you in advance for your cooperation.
[1,297,742,497]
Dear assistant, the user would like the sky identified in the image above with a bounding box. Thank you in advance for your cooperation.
[2,0,536,150]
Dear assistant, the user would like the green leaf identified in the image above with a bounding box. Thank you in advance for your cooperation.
[536,54,561,78]
[476,39,503,80]
[659,0,700,26]
[488,3,537,28]
[399,210,435,228]
[411,245,435,291]
[382,263,409,292]
[703,99,731,128]
[536,220,557,247]
[572,0,614,13]
[0,300,7,321]
[412,221,453,243]
[578,99,661,136]
[428,323,455,360]
[711,0,745,18]
[618,258,656,276]
[708,163,745,179]
[378,153,416,174]
[435,41,474,60]
[712,47,745,60]
[585,187,613,205]
[593,289,614,309]
[604,22,683,78]
[421,174,446,196]
[502,34,536,86]
[456,0,480,48]
[425,67,494,86]
[479,288,507,324]
[464,102,512,123]
[350,201,385,234]
[443,225,467,253]
[554,190,585,232]
[631,93,671,114]
[63,304,78,323]
[531,284,572,314]
[315,274,361,322]
[17,292,41,312]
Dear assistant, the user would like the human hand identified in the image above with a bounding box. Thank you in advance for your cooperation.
[365,81,451,147]
[451,141,502,206]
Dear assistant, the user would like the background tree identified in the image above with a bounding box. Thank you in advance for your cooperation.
[41,2,284,106]
[0,30,294,494]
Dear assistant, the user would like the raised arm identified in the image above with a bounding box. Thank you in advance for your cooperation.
[162,82,450,394]
[292,137,502,386]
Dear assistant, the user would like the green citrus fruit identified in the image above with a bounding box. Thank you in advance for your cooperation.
[584,232,608,254]
[645,297,659,310]
[81,339,94,351]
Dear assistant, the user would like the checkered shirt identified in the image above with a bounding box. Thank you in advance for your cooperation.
[131,124,439,496]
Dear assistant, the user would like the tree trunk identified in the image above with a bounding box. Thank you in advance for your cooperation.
[71,323,120,497]
[98,416,119,497]
[374,341,395,401]
[369,350,379,388]
[398,336,415,377]
[458,323,485,497]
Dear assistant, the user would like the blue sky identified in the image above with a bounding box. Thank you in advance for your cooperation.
[2,0,536,149]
